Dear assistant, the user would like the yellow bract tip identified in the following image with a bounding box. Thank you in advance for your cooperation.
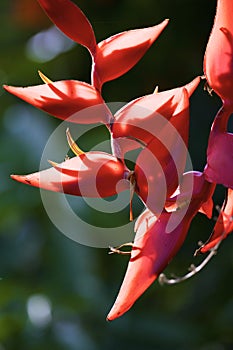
[66,128,84,156]
[48,159,59,168]
[38,70,53,84]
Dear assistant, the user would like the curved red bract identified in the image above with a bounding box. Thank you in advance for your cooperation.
[107,173,215,320]
[4,81,111,124]
[11,153,129,198]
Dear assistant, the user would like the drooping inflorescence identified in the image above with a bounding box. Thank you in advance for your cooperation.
[4,0,233,320]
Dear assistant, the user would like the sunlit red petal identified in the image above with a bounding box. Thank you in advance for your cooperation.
[107,209,190,320]
[4,81,111,124]
[37,0,96,54]
[134,136,185,214]
[112,81,195,155]
[92,19,169,90]
[107,172,215,320]
[11,153,129,198]
[204,0,233,105]
[133,90,190,214]
[165,172,215,219]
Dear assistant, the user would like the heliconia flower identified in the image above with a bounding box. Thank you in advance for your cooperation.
[204,106,233,189]
[37,0,169,91]
[131,89,190,214]
[111,77,200,157]
[11,129,130,198]
[107,172,215,321]
[204,0,233,107]
[199,188,233,254]
[4,77,112,125]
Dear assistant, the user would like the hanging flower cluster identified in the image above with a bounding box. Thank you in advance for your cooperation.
[4,0,233,321]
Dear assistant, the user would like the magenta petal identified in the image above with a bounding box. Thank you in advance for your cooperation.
[92,19,169,89]
[37,0,96,54]
[204,109,233,189]
[205,131,233,188]
[4,81,111,124]
[11,153,129,198]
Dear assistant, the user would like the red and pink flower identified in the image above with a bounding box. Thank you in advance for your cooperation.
[6,0,233,320]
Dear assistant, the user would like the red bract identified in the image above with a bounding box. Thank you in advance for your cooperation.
[111,78,199,157]
[113,78,197,141]
[199,188,233,253]
[133,89,190,214]
[204,0,233,106]
[4,80,112,125]
[4,0,169,122]
[134,139,176,215]
[37,0,96,53]
[11,152,129,198]
[37,0,169,91]
[107,172,215,320]
[204,106,233,189]
[107,209,190,321]
[134,102,189,214]
[7,0,233,321]
[92,20,169,90]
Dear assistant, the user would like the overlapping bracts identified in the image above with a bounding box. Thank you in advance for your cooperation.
[6,0,233,320]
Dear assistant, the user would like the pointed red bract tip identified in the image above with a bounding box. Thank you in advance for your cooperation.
[10,153,130,198]
[11,174,33,185]
[37,0,96,54]
[35,1,168,90]
[4,81,111,125]
[112,83,190,158]
[200,188,233,253]
[106,172,215,320]
[106,209,191,321]
[92,19,169,90]
[183,76,201,97]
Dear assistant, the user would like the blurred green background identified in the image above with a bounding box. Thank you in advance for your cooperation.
[1,0,233,349]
